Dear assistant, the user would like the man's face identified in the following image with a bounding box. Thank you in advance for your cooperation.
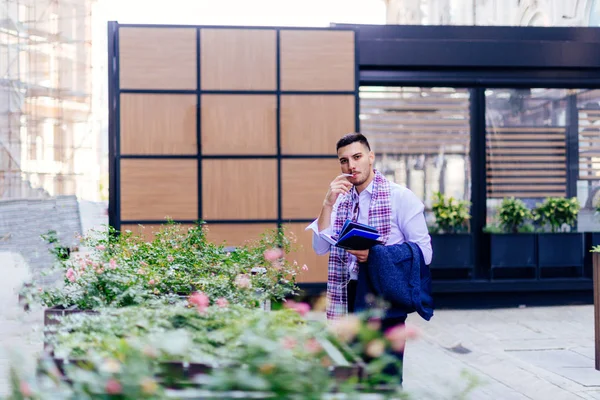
[337,141,374,187]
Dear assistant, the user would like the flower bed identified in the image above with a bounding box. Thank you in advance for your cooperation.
[9,295,422,399]
[21,222,303,312]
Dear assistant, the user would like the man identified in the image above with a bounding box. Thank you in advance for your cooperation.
[305,132,433,381]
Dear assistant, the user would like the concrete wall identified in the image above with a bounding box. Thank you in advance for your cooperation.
[0,195,81,284]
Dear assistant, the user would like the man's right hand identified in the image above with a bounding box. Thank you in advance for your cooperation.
[323,175,353,207]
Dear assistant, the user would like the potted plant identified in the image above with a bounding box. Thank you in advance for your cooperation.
[533,197,584,269]
[487,197,537,270]
[428,191,473,269]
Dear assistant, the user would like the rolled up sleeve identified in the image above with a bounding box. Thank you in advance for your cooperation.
[399,191,433,265]
[305,219,334,255]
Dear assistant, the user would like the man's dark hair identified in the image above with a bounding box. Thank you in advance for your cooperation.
[336,133,371,151]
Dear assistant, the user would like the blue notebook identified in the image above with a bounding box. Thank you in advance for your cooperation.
[321,219,383,250]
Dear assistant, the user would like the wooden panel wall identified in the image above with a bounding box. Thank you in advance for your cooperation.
[111,24,357,284]
[486,127,567,198]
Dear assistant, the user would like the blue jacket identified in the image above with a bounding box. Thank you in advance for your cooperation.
[354,242,434,321]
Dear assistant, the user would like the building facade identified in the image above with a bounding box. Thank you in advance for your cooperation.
[384,0,598,27]
[0,0,101,201]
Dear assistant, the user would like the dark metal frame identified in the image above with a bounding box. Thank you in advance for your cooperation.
[107,22,359,232]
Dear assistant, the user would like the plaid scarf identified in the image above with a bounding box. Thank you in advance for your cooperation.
[326,169,392,320]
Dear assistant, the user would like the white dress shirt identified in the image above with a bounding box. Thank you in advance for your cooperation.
[305,180,433,280]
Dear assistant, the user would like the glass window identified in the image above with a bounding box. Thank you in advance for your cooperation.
[485,88,599,231]
[359,86,471,223]
[576,89,600,231]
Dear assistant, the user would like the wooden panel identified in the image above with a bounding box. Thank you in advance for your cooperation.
[488,192,566,198]
[120,94,197,155]
[204,223,277,247]
[283,223,328,284]
[202,159,277,220]
[119,27,196,90]
[201,95,277,155]
[486,126,566,198]
[120,159,198,220]
[281,159,340,219]
[361,88,471,158]
[200,29,276,90]
[280,30,354,91]
[486,162,565,169]
[120,223,195,241]
[488,127,565,133]
[281,95,355,154]
[487,155,565,162]
[487,177,565,184]
[487,169,566,176]
[488,141,565,148]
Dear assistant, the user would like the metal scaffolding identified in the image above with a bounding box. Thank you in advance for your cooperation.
[0,0,97,200]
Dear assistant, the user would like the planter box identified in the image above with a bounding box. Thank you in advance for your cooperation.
[51,336,365,388]
[592,233,600,247]
[44,307,98,327]
[537,233,585,268]
[490,233,537,268]
[429,234,473,269]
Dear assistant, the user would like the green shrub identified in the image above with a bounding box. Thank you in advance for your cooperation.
[21,222,303,310]
[532,197,580,233]
[497,197,533,233]
[431,191,471,234]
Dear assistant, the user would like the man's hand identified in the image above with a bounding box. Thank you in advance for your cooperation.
[323,175,353,207]
[347,249,369,263]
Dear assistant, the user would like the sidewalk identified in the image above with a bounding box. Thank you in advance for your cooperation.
[404,305,600,399]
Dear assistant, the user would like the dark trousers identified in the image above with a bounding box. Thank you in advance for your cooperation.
[347,279,405,385]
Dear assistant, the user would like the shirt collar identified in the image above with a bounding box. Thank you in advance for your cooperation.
[352,179,374,198]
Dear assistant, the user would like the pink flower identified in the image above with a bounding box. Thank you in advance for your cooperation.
[140,261,148,267]
[304,338,322,354]
[96,244,106,251]
[284,300,311,317]
[148,279,155,285]
[329,315,361,343]
[263,248,284,262]
[189,292,209,313]
[367,317,381,331]
[137,268,146,275]
[96,268,104,275]
[20,381,32,397]
[365,339,386,358]
[302,264,309,271]
[105,379,122,394]
[109,259,117,270]
[234,274,251,289]
[66,268,76,282]
[216,297,229,308]
[167,255,174,262]
[384,324,419,352]
[281,336,297,350]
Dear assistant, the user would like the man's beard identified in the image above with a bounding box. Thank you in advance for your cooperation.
[353,169,371,187]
